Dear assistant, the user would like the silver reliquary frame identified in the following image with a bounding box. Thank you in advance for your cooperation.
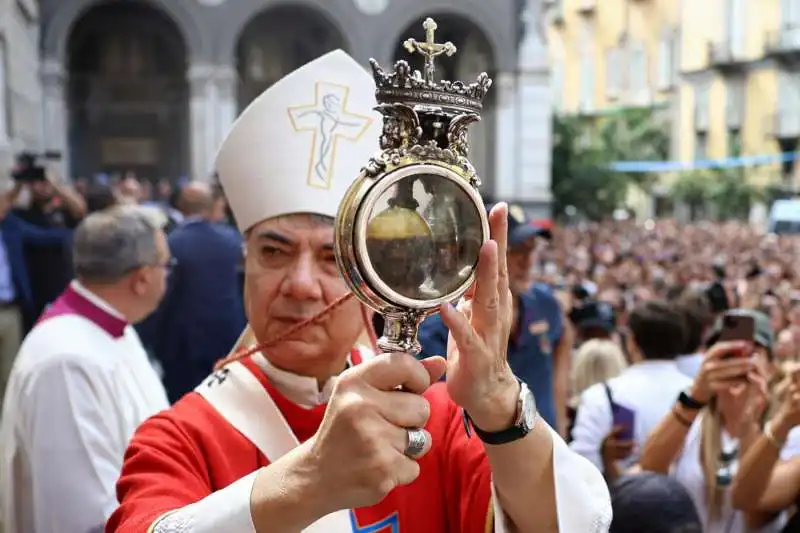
[335,17,492,355]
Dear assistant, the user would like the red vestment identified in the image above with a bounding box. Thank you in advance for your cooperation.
[107,355,494,533]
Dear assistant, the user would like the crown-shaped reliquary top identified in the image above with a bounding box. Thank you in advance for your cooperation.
[365,18,493,176]
[369,17,492,114]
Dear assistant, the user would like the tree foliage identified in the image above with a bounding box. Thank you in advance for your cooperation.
[668,168,760,220]
[551,108,670,221]
[551,116,629,221]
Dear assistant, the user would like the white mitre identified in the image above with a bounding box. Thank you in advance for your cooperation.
[216,49,381,232]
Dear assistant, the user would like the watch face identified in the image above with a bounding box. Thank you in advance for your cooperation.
[519,383,537,432]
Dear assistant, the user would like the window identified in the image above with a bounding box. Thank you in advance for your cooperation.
[550,0,564,23]
[657,31,676,91]
[550,37,565,111]
[579,20,595,112]
[726,78,745,128]
[580,54,595,112]
[727,0,746,57]
[695,132,708,161]
[606,47,620,99]
[781,0,800,29]
[628,41,649,104]
[551,60,564,110]
[778,69,800,114]
[695,82,709,131]
[727,128,742,157]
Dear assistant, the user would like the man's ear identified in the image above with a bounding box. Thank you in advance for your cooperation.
[128,269,146,296]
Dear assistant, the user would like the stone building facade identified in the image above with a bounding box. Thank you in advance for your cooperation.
[0,0,43,176]
[38,0,553,214]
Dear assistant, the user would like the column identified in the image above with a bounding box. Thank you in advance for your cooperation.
[516,69,552,210]
[188,63,239,181]
[214,65,238,152]
[188,62,215,181]
[40,58,69,180]
[514,0,553,217]
[492,72,517,201]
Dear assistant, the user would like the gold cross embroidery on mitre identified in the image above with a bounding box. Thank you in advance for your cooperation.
[287,82,374,190]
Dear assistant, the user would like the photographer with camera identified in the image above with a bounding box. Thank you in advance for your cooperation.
[9,152,86,329]
[0,187,72,409]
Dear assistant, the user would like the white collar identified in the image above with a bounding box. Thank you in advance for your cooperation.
[252,352,354,408]
[70,280,127,321]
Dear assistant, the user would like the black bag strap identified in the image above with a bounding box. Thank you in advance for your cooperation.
[603,381,614,408]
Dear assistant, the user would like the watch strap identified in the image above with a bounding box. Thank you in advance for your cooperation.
[462,380,532,445]
[463,409,530,445]
[678,391,706,410]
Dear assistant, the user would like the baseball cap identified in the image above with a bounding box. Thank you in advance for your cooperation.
[705,308,774,353]
[569,300,616,332]
[610,473,702,533]
[491,203,552,247]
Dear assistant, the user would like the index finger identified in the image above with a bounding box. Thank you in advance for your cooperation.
[489,203,510,310]
[356,352,432,394]
[705,341,749,361]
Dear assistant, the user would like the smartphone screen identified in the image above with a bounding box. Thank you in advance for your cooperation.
[611,403,635,441]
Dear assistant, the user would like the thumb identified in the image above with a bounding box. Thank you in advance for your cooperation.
[420,356,447,383]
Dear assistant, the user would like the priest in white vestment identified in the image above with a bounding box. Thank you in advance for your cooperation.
[0,206,170,533]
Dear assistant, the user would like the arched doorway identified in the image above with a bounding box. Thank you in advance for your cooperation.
[394,15,496,193]
[236,6,347,111]
[67,0,189,182]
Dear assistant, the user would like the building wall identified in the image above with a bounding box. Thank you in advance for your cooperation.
[547,0,680,115]
[0,0,43,182]
[36,0,553,210]
[677,0,791,186]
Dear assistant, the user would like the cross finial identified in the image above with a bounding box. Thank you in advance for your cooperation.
[402,17,457,85]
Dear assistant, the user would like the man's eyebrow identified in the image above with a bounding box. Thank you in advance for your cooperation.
[255,231,294,246]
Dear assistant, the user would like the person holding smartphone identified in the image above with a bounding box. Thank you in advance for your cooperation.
[729,367,800,532]
[570,301,692,483]
[638,309,789,533]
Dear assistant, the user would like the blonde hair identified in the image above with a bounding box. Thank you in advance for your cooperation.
[571,340,628,399]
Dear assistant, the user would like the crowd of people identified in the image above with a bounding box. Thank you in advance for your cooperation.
[0,170,243,410]
[6,158,800,532]
[455,214,800,533]
[3,45,800,533]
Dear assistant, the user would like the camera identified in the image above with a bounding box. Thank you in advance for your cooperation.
[11,151,61,182]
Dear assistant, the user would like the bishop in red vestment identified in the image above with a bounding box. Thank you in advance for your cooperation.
[107,50,611,533]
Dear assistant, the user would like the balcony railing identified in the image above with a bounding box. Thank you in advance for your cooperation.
[765,26,800,58]
[707,41,747,71]
[770,111,800,139]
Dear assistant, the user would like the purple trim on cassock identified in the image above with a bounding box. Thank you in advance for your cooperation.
[38,284,127,339]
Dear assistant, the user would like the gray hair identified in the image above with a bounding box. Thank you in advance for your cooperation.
[73,205,161,284]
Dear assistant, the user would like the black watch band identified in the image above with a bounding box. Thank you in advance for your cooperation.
[461,381,535,446]
[678,391,706,410]
[463,410,528,445]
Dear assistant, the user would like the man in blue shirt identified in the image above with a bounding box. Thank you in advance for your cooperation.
[0,195,72,408]
[418,204,571,435]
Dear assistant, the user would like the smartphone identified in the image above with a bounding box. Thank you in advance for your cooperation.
[610,402,635,441]
[718,314,755,344]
